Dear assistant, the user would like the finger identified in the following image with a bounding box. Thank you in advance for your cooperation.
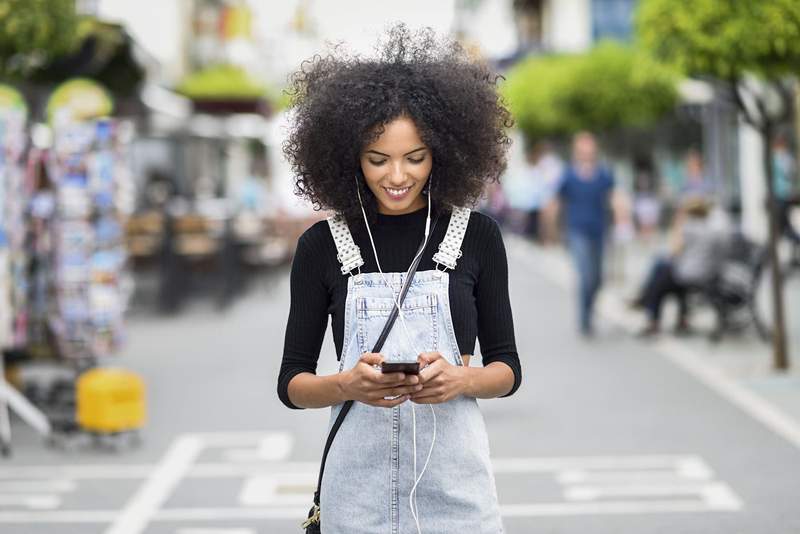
[372,384,424,399]
[410,386,446,401]
[418,352,442,365]
[359,352,384,366]
[418,361,444,384]
[403,374,420,386]
[375,371,406,385]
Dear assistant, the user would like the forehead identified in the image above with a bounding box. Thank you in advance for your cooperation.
[364,116,425,152]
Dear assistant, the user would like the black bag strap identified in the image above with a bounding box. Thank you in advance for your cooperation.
[312,214,439,506]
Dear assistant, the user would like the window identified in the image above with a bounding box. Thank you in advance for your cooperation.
[591,0,636,42]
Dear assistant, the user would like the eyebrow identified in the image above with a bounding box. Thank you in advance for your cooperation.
[366,147,427,158]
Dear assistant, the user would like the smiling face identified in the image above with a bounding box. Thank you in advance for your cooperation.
[360,116,432,215]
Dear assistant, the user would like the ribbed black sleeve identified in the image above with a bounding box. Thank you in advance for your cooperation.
[277,232,330,410]
[471,219,520,398]
[277,206,521,409]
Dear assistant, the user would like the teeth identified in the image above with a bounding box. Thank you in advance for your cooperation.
[385,187,410,196]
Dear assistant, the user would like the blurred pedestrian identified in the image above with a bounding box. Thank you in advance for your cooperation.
[278,25,520,534]
[679,148,714,203]
[525,142,563,244]
[549,132,619,336]
[630,197,728,337]
[772,134,800,245]
[478,179,510,227]
[632,163,662,241]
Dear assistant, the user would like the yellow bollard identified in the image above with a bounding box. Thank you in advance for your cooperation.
[76,368,146,433]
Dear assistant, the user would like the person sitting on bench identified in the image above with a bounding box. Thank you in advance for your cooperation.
[630,197,728,337]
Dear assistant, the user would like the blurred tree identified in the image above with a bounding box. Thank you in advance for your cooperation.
[502,41,678,141]
[30,21,145,99]
[176,64,267,101]
[0,0,83,76]
[638,0,800,370]
[176,63,276,115]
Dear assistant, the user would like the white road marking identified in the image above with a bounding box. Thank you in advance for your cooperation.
[519,241,800,452]
[190,461,317,477]
[0,498,740,524]
[0,494,61,509]
[492,455,705,473]
[176,529,255,534]
[500,500,735,516]
[156,507,309,520]
[238,473,315,506]
[557,471,709,484]
[0,510,116,522]
[224,433,293,463]
[190,431,290,448]
[564,482,740,506]
[655,338,800,451]
[0,428,743,524]
[701,483,744,509]
[0,480,77,492]
[238,476,278,506]
[0,464,152,479]
[104,434,203,534]
[554,455,740,511]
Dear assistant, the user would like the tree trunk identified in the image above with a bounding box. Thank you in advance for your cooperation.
[762,122,790,370]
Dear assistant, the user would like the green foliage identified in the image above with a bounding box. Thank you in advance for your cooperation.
[0,0,83,75]
[502,41,679,140]
[176,64,268,101]
[637,0,800,80]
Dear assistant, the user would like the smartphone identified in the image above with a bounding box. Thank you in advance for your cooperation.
[380,361,420,375]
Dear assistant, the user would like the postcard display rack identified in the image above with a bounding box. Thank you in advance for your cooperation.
[49,117,134,364]
[0,91,28,355]
[0,115,135,454]
[0,88,53,455]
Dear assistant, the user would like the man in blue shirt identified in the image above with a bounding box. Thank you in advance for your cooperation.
[555,132,617,336]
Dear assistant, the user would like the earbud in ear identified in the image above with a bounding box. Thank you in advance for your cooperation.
[423,171,434,195]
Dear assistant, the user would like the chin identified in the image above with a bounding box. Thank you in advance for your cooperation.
[379,193,425,215]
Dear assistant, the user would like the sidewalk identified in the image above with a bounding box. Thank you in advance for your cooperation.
[507,234,800,444]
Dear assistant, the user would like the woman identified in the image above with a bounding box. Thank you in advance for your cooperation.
[278,26,521,533]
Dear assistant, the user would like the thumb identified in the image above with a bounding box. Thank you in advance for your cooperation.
[417,352,441,365]
[359,352,383,366]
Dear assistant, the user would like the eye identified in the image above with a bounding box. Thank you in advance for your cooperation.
[368,159,386,166]
[408,156,426,164]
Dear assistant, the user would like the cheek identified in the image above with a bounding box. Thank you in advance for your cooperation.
[420,160,433,177]
[360,164,384,195]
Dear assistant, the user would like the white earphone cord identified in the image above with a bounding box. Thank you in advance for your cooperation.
[355,175,436,534]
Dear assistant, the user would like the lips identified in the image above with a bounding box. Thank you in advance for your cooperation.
[383,186,412,201]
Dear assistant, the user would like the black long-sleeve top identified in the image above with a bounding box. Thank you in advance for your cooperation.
[278,204,521,409]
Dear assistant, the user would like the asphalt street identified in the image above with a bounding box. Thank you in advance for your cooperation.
[1,235,800,534]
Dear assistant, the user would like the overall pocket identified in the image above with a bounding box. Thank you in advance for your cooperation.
[356,293,438,359]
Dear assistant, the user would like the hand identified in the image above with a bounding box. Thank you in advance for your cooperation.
[338,352,422,408]
[410,352,469,404]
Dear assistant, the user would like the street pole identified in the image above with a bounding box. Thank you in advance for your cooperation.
[795,84,800,173]
[762,121,790,371]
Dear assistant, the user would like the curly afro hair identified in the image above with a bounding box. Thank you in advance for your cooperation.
[282,24,513,222]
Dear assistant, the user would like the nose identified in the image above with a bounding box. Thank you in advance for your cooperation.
[387,160,407,186]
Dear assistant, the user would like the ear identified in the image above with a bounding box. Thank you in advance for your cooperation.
[422,172,432,195]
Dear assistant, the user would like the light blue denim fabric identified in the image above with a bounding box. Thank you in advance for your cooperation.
[567,231,605,333]
[320,269,504,533]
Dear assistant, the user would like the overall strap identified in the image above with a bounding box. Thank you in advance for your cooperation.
[327,214,364,275]
[432,206,471,270]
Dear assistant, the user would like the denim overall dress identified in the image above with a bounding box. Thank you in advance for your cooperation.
[319,207,504,534]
